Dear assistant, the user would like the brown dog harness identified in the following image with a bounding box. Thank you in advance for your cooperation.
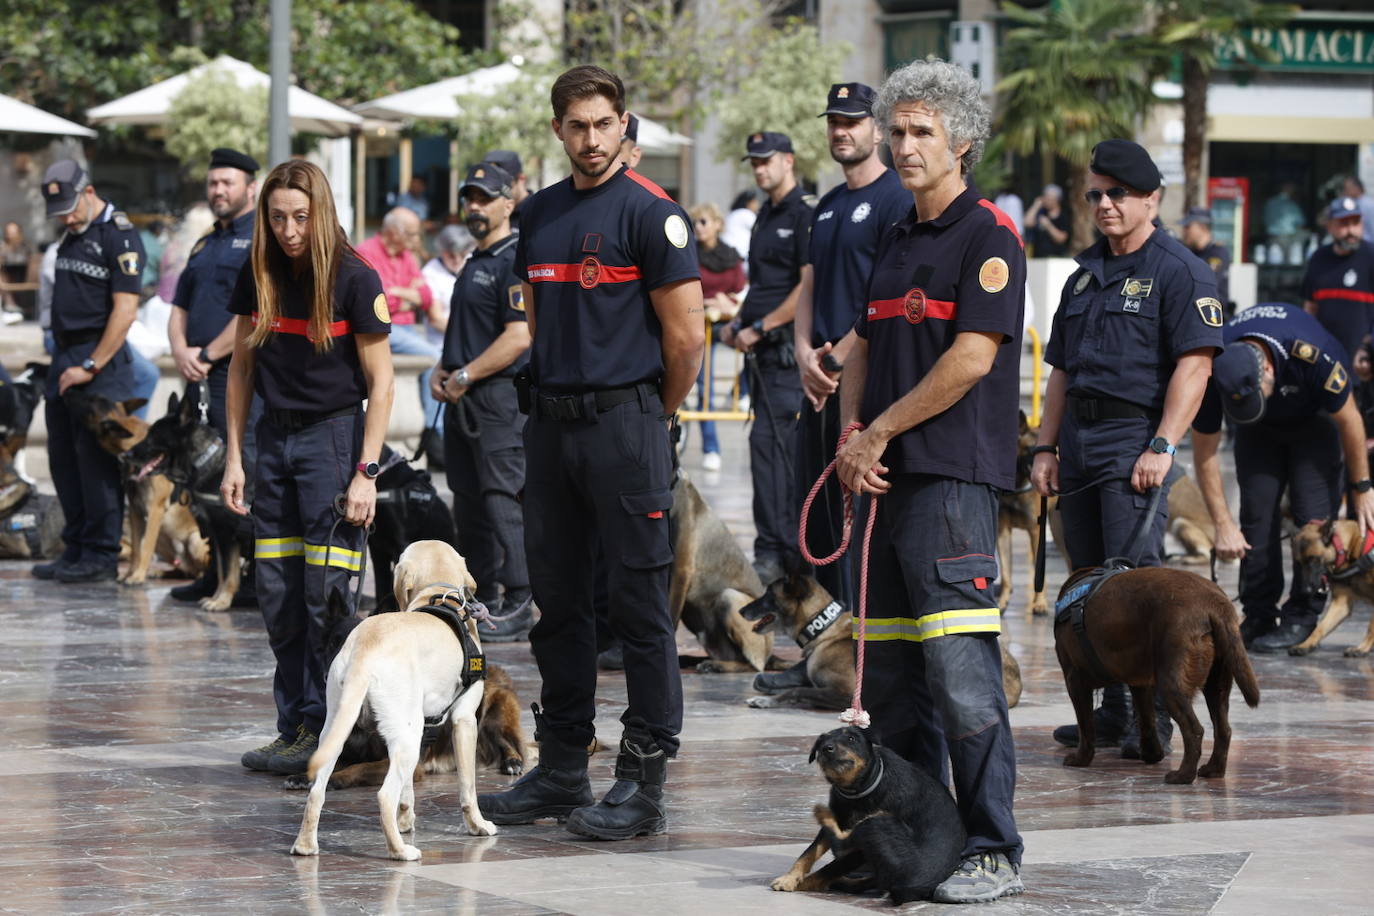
[1054,565,1132,683]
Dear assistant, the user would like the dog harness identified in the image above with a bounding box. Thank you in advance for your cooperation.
[1054,564,1133,684]
[796,600,846,649]
[1329,528,1374,580]
[403,584,489,750]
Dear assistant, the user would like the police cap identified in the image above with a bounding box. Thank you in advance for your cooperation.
[1212,341,1267,424]
[482,150,523,179]
[208,148,260,175]
[623,112,640,144]
[819,82,876,119]
[459,162,514,199]
[1090,139,1161,193]
[1181,207,1212,227]
[1329,196,1362,221]
[742,131,794,161]
[42,159,89,217]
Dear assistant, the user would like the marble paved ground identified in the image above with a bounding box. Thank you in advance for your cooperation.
[4,418,1374,914]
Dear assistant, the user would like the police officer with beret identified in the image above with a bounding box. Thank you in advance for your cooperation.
[619,112,643,169]
[1191,303,1374,652]
[34,160,144,583]
[722,130,813,583]
[1181,207,1231,313]
[1303,196,1374,366]
[431,161,534,641]
[168,147,260,604]
[477,65,704,840]
[1032,139,1222,756]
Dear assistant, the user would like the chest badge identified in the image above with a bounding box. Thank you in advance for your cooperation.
[1207,256,1223,271]
[850,202,871,224]
[1123,298,1141,313]
[776,227,794,239]
[374,293,391,324]
[903,288,927,325]
[1293,340,1318,363]
[581,233,602,253]
[979,256,1009,293]
[1195,297,1224,328]
[1073,272,1091,295]
[1121,278,1154,298]
[580,256,602,289]
[1345,268,1358,288]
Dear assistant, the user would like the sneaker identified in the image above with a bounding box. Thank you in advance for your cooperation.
[56,560,119,583]
[241,732,293,771]
[1,310,21,326]
[702,451,722,472]
[933,852,1025,904]
[267,725,319,775]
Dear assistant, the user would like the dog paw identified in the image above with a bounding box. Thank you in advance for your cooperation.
[1197,763,1226,778]
[501,757,524,776]
[290,841,319,856]
[747,696,775,709]
[199,595,231,613]
[1288,644,1313,657]
[771,875,800,892]
[467,818,498,837]
[282,774,311,790]
[389,844,423,861]
[696,660,723,674]
[1344,646,1371,658]
[1063,751,1092,768]
[1163,768,1197,785]
[1030,600,1050,617]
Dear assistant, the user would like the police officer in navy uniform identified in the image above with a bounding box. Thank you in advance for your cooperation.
[722,131,813,583]
[1192,303,1374,651]
[790,82,908,616]
[477,65,704,840]
[1032,140,1222,757]
[431,162,533,640]
[34,160,144,583]
[837,61,1025,903]
[223,160,394,775]
[1181,207,1230,313]
[1303,196,1374,371]
[168,147,261,604]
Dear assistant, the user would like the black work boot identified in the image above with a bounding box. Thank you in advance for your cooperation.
[1052,683,1132,747]
[753,657,810,694]
[565,734,668,840]
[1121,695,1174,760]
[477,706,592,824]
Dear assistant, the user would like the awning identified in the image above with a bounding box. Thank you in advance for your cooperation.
[0,94,98,138]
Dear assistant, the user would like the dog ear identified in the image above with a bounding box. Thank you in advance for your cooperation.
[809,733,824,764]
[165,390,180,418]
[99,419,134,441]
[122,397,148,414]
[1018,409,1029,435]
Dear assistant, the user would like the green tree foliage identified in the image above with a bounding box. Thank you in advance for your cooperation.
[164,66,269,181]
[996,0,1164,248]
[715,23,851,182]
[449,60,567,180]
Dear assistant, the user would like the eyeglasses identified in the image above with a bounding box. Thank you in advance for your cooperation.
[1084,186,1131,205]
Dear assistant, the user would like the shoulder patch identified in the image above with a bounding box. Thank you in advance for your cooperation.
[112,211,134,231]
[508,284,525,312]
[373,293,391,324]
[979,257,1009,293]
[663,214,689,249]
[1293,340,1319,364]
[1326,362,1348,394]
[1207,256,1223,271]
[190,237,208,257]
[1073,272,1091,295]
[801,193,818,209]
[116,251,141,276]
[1195,297,1224,328]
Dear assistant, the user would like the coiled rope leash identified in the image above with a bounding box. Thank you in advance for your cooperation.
[798,421,876,728]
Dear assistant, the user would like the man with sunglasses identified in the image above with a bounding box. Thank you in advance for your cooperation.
[1031,139,1222,758]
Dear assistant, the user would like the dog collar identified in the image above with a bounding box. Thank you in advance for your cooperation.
[796,600,846,648]
[833,755,884,799]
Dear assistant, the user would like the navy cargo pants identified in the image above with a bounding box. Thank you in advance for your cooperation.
[747,344,803,572]
[252,410,364,740]
[522,387,682,756]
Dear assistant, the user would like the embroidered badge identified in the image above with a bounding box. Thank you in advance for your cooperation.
[903,288,927,325]
[116,252,140,276]
[1345,268,1358,288]
[581,233,601,253]
[979,256,1009,293]
[1123,298,1141,313]
[850,202,871,224]
[508,284,525,312]
[664,214,689,249]
[1207,256,1223,271]
[837,86,850,99]
[1293,340,1318,363]
[373,293,391,323]
[1326,363,1348,394]
[1073,272,1091,295]
[580,256,602,289]
[1195,297,1224,327]
[1121,278,1154,298]
[47,182,60,196]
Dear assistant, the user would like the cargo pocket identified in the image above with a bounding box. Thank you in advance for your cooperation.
[932,554,1002,637]
[617,486,673,569]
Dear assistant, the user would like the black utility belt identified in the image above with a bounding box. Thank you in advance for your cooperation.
[54,329,103,349]
[1068,396,1159,423]
[264,404,358,430]
[533,382,659,422]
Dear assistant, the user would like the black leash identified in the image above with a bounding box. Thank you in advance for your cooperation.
[1034,494,1048,594]
[1104,485,1162,569]
[410,401,446,462]
[325,491,372,615]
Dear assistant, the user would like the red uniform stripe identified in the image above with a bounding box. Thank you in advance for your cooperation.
[525,263,644,283]
[624,168,673,201]
[866,295,958,322]
[977,199,1025,247]
[252,313,353,337]
[1313,288,1374,303]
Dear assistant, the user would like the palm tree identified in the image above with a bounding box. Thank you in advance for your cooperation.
[996,0,1165,249]
[1147,0,1296,209]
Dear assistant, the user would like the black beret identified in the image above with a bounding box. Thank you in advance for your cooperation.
[1090,139,1160,193]
[209,148,260,174]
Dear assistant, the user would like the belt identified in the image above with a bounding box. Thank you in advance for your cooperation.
[1068,396,1159,423]
[264,404,358,430]
[534,383,659,421]
[54,329,103,348]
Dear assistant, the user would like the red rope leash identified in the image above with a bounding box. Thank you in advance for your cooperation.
[798,421,877,728]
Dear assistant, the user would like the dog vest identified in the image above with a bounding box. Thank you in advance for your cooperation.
[1054,564,1133,683]
[0,487,50,558]
[797,600,846,648]
[1330,528,1374,580]
[393,587,489,750]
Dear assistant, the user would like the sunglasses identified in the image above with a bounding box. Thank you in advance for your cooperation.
[1084,186,1132,205]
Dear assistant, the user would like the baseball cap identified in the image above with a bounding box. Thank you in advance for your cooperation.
[1212,341,1266,424]
[459,162,514,199]
[623,112,640,144]
[1090,139,1161,193]
[208,148,260,174]
[1181,207,1212,227]
[819,83,876,118]
[482,150,523,179]
[42,159,89,217]
[1329,196,1362,221]
[742,132,794,161]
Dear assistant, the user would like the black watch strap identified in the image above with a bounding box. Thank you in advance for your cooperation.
[1352,478,1373,493]
[1029,444,1058,457]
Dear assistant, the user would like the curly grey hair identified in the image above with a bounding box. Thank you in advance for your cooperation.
[874,59,989,177]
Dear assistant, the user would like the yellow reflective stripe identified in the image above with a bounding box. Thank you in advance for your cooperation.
[854,609,1002,643]
[255,537,303,559]
[303,542,363,571]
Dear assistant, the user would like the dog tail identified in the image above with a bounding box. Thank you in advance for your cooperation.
[1215,603,1260,708]
[307,659,372,782]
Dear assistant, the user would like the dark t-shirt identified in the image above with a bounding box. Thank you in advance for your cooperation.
[172,210,254,347]
[854,188,1025,489]
[1029,207,1071,257]
[1302,240,1374,364]
[227,252,390,412]
[52,203,145,336]
[442,233,526,375]
[740,184,813,324]
[1190,239,1231,308]
[514,165,699,390]
[807,168,909,343]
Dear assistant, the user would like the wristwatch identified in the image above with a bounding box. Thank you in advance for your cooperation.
[1351,478,1373,493]
[820,353,843,374]
[750,318,766,335]
[80,357,100,375]
[356,460,382,479]
[1148,436,1176,456]
[454,367,471,388]
[198,347,214,365]
[1029,444,1058,458]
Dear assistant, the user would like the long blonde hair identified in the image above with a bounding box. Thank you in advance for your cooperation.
[247,160,354,353]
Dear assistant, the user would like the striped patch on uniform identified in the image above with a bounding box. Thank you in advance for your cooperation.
[854,608,1002,642]
[255,536,304,559]
[304,542,363,571]
[55,257,110,280]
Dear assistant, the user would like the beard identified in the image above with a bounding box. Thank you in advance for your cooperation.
[465,212,491,240]
[210,193,246,221]
[571,150,615,180]
[831,138,874,166]
[1334,234,1361,255]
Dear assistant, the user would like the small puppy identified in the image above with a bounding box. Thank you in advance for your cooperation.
[291,540,497,860]
[1291,519,1374,657]
[771,726,966,904]
[1055,566,1260,784]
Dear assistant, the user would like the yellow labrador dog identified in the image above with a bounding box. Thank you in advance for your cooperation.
[291,540,497,860]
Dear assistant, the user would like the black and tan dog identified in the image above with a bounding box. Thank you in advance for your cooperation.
[367,447,457,610]
[0,364,64,559]
[1055,566,1260,784]
[1291,519,1374,657]
[771,726,966,904]
[0,362,47,466]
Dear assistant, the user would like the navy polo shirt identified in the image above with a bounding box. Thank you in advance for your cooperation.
[51,203,145,336]
[740,184,813,325]
[807,168,909,343]
[227,253,390,413]
[442,232,526,375]
[1193,303,1350,434]
[854,187,1025,489]
[1046,227,1223,410]
[172,210,254,347]
[515,165,699,390]
[1302,240,1374,362]
[1191,239,1230,308]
